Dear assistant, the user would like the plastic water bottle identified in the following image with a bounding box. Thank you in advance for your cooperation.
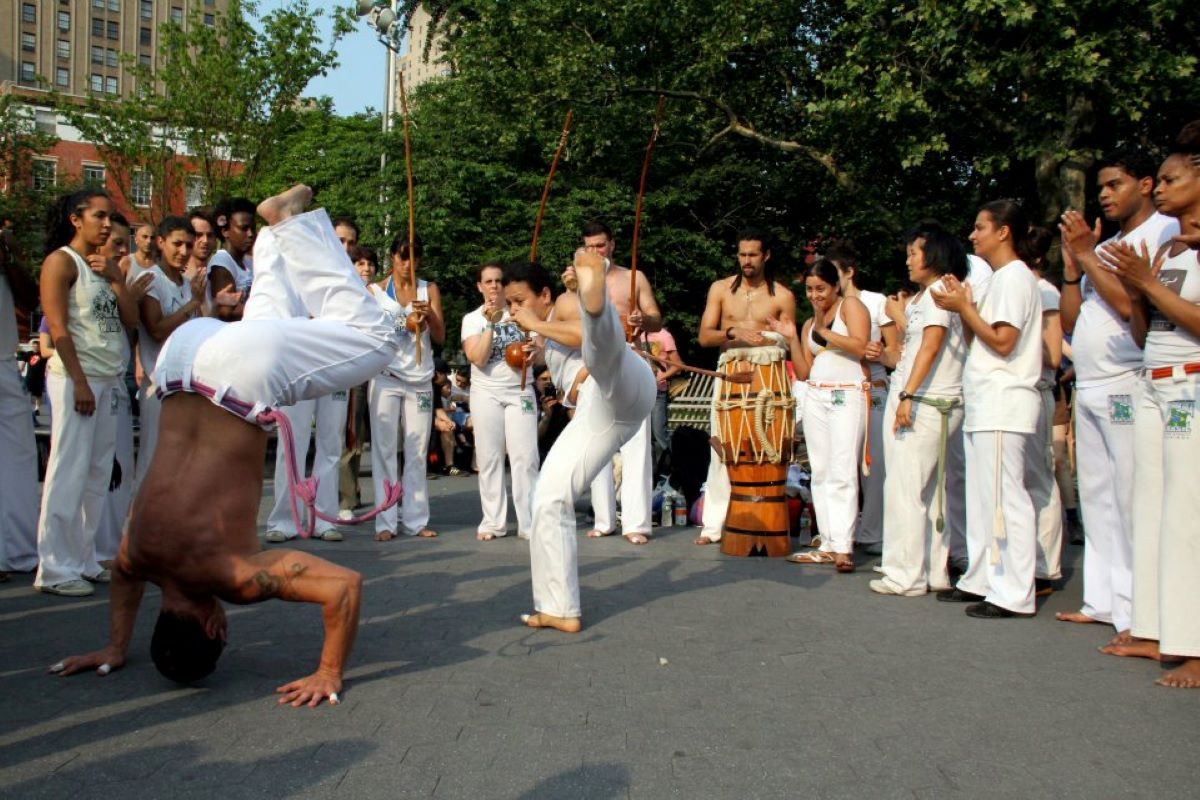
[673,491,688,527]
[797,507,811,538]
[661,491,675,528]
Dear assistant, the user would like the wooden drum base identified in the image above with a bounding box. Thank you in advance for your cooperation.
[719,463,791,558]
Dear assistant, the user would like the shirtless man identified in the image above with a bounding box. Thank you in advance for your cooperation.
[579,221,663,545]
[694,228,797,545]
[50,186,401,707]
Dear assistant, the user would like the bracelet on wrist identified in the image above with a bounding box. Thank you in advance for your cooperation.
[725,326,736,340]
[1062,276,1082,285]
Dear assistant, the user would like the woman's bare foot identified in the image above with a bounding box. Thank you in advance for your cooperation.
[1055,611,1101,624]
[572,250,608,316]
[416,528,438,538]
[1099,638,1183,662]
[476,532,495,541]
[623,533,649,545]
[374,530,396,542]
[257,184,313,226]
[1108,629,1134,647]
[521,612,581,633]
[694,535,716,546]
[586,529,613,538]
[1156,658,1200,688]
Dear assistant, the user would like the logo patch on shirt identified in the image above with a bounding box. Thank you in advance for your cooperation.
[332,390,348,401]
[832,389,845,407]
[520,396,534,414]
[1108,394,1134,425]
[870,393,884,410]
[416,391,433,412]
[1166,400,1194,438]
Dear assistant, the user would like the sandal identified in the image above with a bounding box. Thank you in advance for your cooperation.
[786,550,835,565]
[448,467,465,477]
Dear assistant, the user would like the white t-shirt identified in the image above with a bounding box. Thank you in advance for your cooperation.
[1037,278,1061,386]
[138,266,198,377]
[1145,246,1200,370]
[0,271,17,361]
[1074,212,1179,387]
[892,278,967,398]
[207,249,254,297]
[858,289,894,382]
[966,254,993,304]
[962,260,1042,433]
[460,306,529,391]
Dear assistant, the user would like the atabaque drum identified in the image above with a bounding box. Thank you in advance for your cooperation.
[714,334,796,557]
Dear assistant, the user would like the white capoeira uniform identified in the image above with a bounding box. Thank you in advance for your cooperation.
[855,289,894,547]
[1074,213,1177,631]
[94,371,133,563]
[530,296,657,617]
[876,278,967,594]
[368,278,435,536]
[1030,278,1064,581]
[944,254,994,568]
[461,306,539,539]
[266,392,349,538]
[133,265,200,487]
[34,247,126,589]
[955,260,1042,614]
[1131,245,1200,657]
[153,210,397,442]
[0,272,39,572]
[803,301,867,555]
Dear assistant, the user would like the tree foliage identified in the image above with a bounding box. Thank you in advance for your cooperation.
[0,95,62,259]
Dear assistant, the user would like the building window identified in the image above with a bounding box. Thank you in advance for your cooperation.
[58,11,70,31]
[32,159,57,192]
[56,39,70,59]
[91,45,104,64]
[35,110,57,135]
[206,0,215,5]
[139,53,151,67]
[131,170,152,208]
[185,175,207,209]
[20,62,35,83]
[140,28,152,46]
[171,7,183,24]
[107,21,119,40]
[91,73,104,92]
[106,49,118,67]
[21,33,35,52]
[105,76,118,94]
[140,0,152,19]
[204,14,215,26]
[55,68,70,87]
[83,164,106,187]
[92,0,104,8]
[22,4,35,24]
[108,0,119,10]
[92,18,104,37]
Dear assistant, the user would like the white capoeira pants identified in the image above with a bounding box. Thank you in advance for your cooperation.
[154,209,398,433]
[1074,377,1136,631]
[0,358,39,572]
[957,430,1037,614]
[470,383,539,538]
[369,373,433,536]
[34,372,121,587]
[699,378,731,541]
[529,303,656,617]
[944,425,969,567]
[877,391,963,594]
[133,375,160,488]
[95,383,134,562]
[267,392,349,537]
[802,385,865,555]
[591,415,653,535]
[857,382,888,545]
[1131,371,1200,656]
[1029,383,1063,580]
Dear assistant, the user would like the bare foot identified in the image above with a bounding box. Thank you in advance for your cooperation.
[694,535,716,546]
[374,530,396,542]
[1055,611,1101,624]
[586,529,613,538]
[623,533,649,545]
[476,532,495,541]
[521,612,582,633]
[1156,658,1200,688]
[1108,629,1134,647]
[416,528,438,538]
[572,250,608,316]
[1099,638,1183,662]
[257,184,313,226]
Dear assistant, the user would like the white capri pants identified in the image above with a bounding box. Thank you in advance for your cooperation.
[34,372,121,588]
[267,392,349,537]
[1130,371,1200,657]
[802,384,866,555]
[957,430,1037,614]
[1029,382,1063,581]
[529,302,657,618]
[369,373,433,536]
[0,358,39,572]
[700,378,730,541]
[591,415,653,535]
[877,391,963,594]
[470,383,540,538]
[95,382,134,562]
[1073,377,1136,631]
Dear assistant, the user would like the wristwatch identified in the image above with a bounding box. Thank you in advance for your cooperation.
[1062,276,1082,285]
[898,391,912,401]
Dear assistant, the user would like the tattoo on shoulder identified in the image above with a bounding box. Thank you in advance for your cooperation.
[246,570,283,599]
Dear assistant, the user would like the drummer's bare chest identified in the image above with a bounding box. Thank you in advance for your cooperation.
[723,284,784,324]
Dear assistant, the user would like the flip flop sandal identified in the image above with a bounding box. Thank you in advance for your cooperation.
[786,550,835,565]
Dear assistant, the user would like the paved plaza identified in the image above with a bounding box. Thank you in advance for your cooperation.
[2,472,1197,799]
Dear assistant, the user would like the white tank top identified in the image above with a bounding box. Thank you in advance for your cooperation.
[207,249,254,297]
[48,246,125,378]
[372,277,434,382]
[1145,246,1200,369]
[542,308,584,407]
[807,300,864,384]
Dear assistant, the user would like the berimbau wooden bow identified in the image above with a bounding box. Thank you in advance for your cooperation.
[530,109,574,265]
[396,70,426,364]
[628,95,666,317]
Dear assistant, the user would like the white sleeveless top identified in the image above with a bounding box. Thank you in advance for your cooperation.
[48,246,125,378]
[207,249,254,298]
[858,289,890,383]
[371,277,433,382]
[1145,246,1200,370]
[542,308,584,407]
[807,300,864,384]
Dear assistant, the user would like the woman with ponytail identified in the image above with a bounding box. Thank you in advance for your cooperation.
[33,189,146,597]
[930,199,1044,618]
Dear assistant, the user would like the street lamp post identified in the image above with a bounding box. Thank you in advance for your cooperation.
[358,1,405,236]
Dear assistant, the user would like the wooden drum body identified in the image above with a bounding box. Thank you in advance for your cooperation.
[715,342,796,557]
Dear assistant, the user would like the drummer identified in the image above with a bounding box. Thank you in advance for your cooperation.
[694,228,797,546]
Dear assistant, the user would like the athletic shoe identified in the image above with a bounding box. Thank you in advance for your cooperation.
[965,601,1024,619]
[936,588,984,603]
[36,580,95,597]
[264,531,293,543]
[85,569,112,583]
[868,579,924,597]
[318,530,344,542]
